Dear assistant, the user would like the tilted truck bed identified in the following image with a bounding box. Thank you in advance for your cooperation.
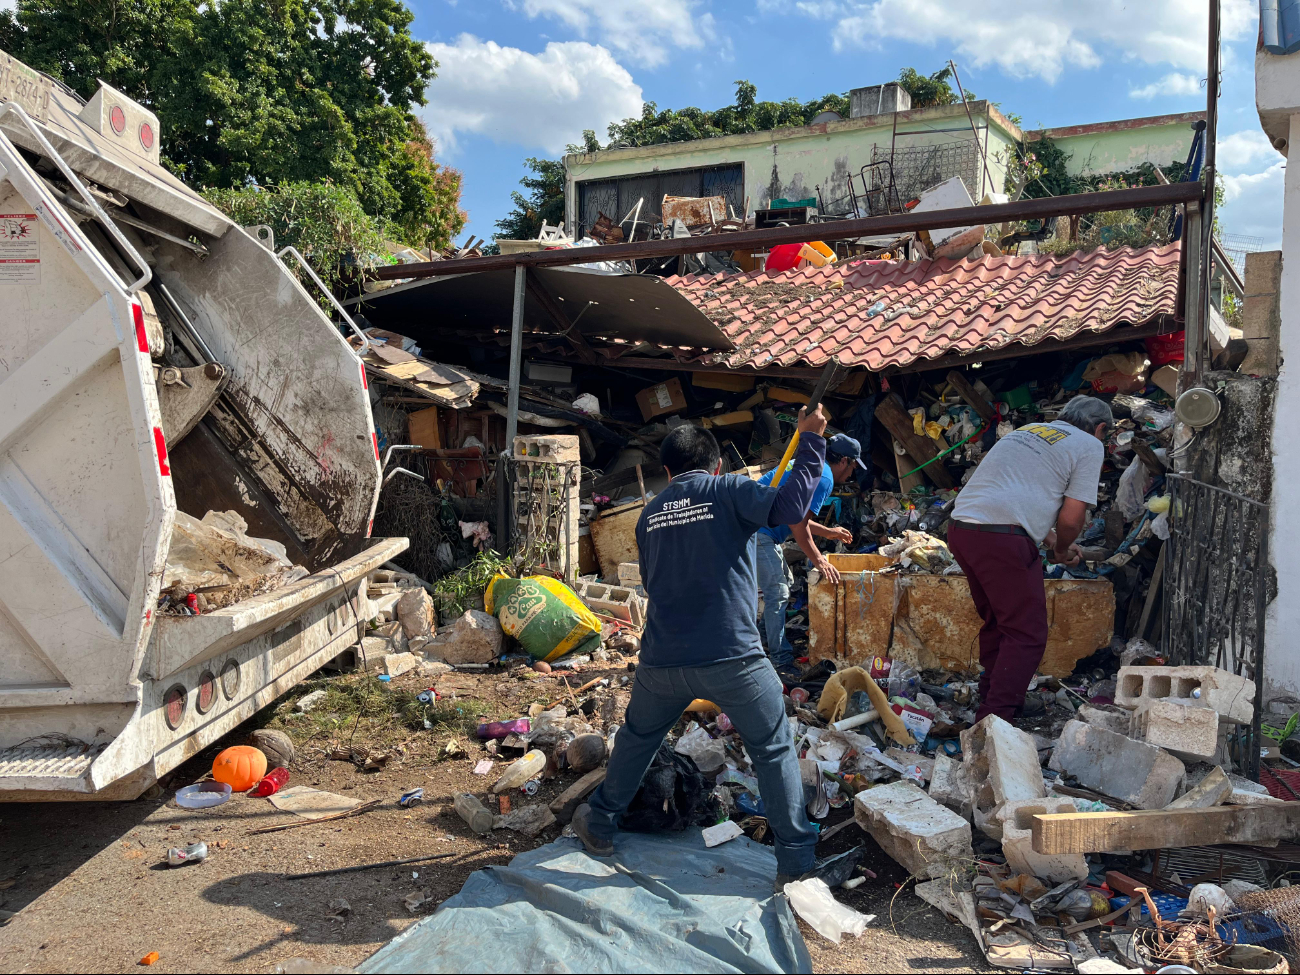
[0,50,405,799]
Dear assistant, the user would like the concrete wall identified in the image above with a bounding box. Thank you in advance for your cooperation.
[563,102,1020,231]
[563,106,1203,234]
[1256,49,1300,702]
[1028,112,1205,177]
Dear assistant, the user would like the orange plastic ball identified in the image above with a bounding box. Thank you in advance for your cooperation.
[212,745,267,792]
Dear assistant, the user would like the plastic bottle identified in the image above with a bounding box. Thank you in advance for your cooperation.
[248,767,290,797]
[477,718,530,740]
[454,793,494,834]
[491,749,546,794]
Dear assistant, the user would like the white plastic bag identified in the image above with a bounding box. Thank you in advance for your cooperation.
[674,724,726,773]
[783,877,874,943]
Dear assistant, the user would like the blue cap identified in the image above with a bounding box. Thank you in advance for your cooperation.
[827,433,868,469]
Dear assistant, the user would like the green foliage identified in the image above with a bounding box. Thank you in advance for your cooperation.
[431,549,509,619]
[2,0,464,250]
[202,181,393,288]
[897,66,971,108]
[494,157,567,241]
[599,79,850,149]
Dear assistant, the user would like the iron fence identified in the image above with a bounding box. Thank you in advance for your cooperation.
[1162,473,1269,778]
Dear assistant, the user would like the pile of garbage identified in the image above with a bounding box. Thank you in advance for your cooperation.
[159,510,307,614]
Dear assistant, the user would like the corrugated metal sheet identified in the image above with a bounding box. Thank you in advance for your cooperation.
[668,243,1180,372]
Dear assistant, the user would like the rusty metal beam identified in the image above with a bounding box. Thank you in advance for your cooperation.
[372,182,1204,281]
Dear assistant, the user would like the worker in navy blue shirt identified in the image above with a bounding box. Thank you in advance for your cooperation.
[755,433,865,677]
[574,406,829,888]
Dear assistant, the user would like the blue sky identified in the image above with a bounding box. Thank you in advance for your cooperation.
[406,0,1281,249]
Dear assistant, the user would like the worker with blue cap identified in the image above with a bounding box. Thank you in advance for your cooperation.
[755,432,866,679]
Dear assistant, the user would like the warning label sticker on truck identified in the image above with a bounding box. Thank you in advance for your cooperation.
[0,214,40,285]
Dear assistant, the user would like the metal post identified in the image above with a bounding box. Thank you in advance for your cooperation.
[1201,0,1221,381]
[505,264,526,447]
[1182,200,1204,389]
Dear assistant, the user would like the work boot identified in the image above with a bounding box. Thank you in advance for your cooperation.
[571,803,614,856]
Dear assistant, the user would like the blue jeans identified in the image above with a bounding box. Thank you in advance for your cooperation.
[756,532,795,667]
[586,655,818,876]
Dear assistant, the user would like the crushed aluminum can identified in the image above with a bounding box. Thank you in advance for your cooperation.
[399,788,425,808]
[417,688,439,704]
[167,841,208,867]
[521,780,540,796]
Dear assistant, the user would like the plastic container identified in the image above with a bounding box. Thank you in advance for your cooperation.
[248,767,290,797]
[454,793,494,834]
[174,782,232,809]
[491,750,546,794]
[477,718,530,740]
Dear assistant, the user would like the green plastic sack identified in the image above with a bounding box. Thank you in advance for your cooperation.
[484,574,602,662]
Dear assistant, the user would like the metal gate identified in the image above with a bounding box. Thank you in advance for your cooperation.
[1162,473,1269,777]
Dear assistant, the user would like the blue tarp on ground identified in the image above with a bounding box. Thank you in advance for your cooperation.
[357,831,812,974]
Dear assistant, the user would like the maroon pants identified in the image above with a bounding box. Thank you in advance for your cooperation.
[948,522,1049,722]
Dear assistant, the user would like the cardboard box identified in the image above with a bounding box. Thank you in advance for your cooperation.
[408,406,442,448]
[635,378,687,421]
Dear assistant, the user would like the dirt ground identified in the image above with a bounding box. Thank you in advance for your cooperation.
[0,662,989,974]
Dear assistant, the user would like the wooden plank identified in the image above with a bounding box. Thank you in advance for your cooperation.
[1137,545,1166,639]
[945,370,997,425]
[549,768,607,824]
[1132,439,1168,476]
[408,406,442,449]
[1030,803,1300,855]
[874,393,955,489]
[373,182,1204,280]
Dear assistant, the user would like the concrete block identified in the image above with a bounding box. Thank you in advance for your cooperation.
[996,798,1088,884]
[1167,766,1232,809]
[1078,705,1132,736]
[1129,700,1219,760]
[960,715,1045,820]
[574,579,646,628]
[359,634,401,670]
[1115,665,1255,725]
[928,753,974,819]
[381,651,419,677]
[1228,789,1283,805]
[854,780,973,878]
[395,587,436,641]
[1049,719,1185,809]
[617,562,642,586]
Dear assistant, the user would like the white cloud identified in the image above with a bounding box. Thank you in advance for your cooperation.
[1219,160,1285,249]
[1217,129,1285,173]
[515,0,715,68]
[421,36,643,156]
[831,0,1254,84]
[1129,72,1202,100]
[795,0,841,18]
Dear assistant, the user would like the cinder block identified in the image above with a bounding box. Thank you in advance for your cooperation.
[960,715,1045,820]
[1049,719,1185,809]
[1129,700,1219,760]
[1115,665,1255,725]
[854,780,973,878]
[996,798,1088,884]
[575,579,646,627]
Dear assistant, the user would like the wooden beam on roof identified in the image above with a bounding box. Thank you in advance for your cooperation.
[882,318,1176,376]
[371,183,1204,281]
[596,356,830,381]
[874,393,956,489]
[524,268,599,365]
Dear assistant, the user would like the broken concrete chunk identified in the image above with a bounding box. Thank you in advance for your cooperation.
[854,780,973,879]
[1167,765,1232,809]
[1115,665,1255,725]
[381,652,419,678]
[1227,789,1283,805]
[1049,719,1184,809]
[396,586,436,641]
[1129,700,1219,760]
[295,689,328,713]
[995,798,1088,884]
[928,753,974,820]
[1077,705,1132,736]
[960,715,1045,825]
[423,609,504,665]
[360,634,402,670]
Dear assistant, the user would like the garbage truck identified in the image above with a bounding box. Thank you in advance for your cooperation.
[0,49,407,799]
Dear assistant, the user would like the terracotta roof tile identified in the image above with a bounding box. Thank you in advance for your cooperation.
[666,244,1179,371]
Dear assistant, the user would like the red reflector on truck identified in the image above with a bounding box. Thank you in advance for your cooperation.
[153,426,171,476]
[133,302,149,352]
[359,360,368,389]
[372,431,380,461]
